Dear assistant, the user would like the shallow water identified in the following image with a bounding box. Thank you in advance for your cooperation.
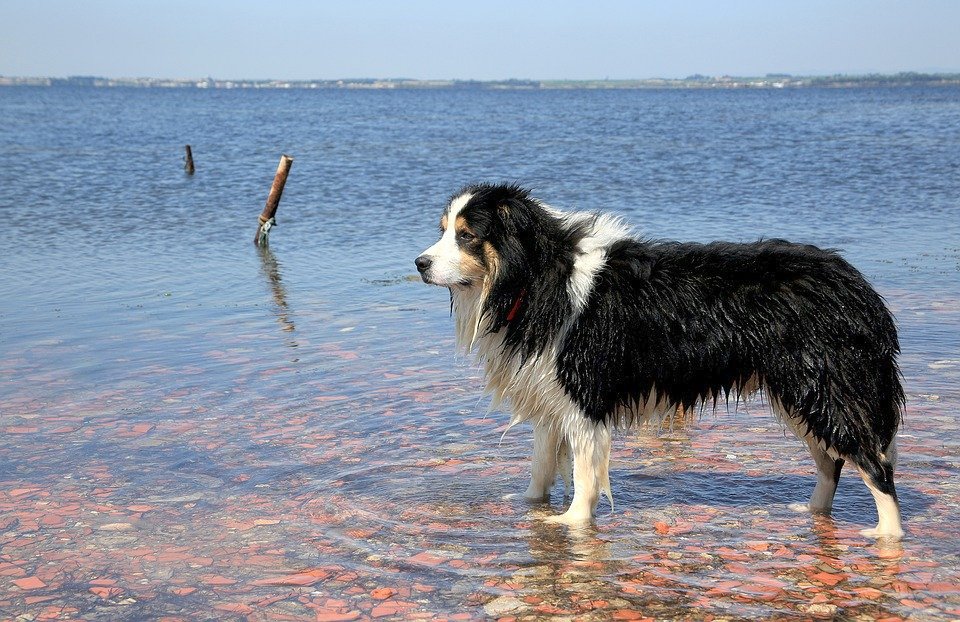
[1,85,959,620]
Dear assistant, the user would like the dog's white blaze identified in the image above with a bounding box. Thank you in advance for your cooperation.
[420,192,473,286]
[565,212,631,314]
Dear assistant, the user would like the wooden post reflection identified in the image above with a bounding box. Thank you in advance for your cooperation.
[257,245,296,334]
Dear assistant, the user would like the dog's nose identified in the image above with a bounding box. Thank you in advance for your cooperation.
[415,255,433,273]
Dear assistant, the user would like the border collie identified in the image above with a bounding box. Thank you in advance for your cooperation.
[415,183,904,539]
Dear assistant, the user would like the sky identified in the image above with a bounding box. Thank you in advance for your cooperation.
[1,0,958,81]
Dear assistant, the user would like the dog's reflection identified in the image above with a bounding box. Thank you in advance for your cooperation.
[811,513,904,563]
[526,508,611,563]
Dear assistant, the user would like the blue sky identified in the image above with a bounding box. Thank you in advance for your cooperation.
[1,0,958,80]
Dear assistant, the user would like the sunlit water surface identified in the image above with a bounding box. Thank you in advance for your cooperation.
[1,86,959,620]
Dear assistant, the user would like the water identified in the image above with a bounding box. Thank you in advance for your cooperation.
[1,85,959,620]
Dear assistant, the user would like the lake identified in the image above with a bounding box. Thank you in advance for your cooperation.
[1,85,958,620]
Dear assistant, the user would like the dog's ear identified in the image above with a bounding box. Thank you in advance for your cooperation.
[496,197,535,236]
[483,200,534,333]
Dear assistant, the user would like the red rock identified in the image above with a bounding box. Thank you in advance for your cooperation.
[89,586,123,599]
[171,587,196,596]
[811,571,844,586]
[255,594,291,608]
[89,578,117,586]
[13,576,47,590]
[201,575,237,586]
[370,587,395,599]
[852,586,884,600]
[890,580,911,593]
[370,601,415,618]
[39,514,65,527]
[315,612,361,622]
[127,505,154,513]
[24,595,57,605]
[409,551,445,566]
[253,568,329,586]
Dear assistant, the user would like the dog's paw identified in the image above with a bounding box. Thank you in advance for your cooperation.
[789,502,835,515]
[859,525,905,540]
[543,510,594,527]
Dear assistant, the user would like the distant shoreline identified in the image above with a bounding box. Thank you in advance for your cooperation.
[2,72,959,90]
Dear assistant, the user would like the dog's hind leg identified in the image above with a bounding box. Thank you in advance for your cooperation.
[545,418,611,526]
[789,435,844,514]
[780,413,844,514]
[854,440,904,540]
[523,420,561,501]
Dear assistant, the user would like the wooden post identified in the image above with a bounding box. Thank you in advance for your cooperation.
[184,145,195,174]
[254,154,293,247]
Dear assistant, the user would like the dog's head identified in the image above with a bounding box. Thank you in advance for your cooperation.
[416,184,606,354]
[415,183,539,290]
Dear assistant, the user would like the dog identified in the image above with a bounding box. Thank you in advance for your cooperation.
[415,183,905,539]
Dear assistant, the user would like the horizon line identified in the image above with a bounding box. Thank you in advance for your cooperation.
[3,70,960,83]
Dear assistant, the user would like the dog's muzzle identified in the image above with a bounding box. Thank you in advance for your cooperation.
[415,255,433,283]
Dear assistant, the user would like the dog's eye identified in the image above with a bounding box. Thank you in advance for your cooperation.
[457,231,476,243]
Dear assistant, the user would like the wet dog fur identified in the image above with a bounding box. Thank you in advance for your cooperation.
[415,183,905,539]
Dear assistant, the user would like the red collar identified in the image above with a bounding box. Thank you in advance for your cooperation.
[506,289,526,322]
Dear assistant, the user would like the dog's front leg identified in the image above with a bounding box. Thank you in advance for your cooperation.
[546,418,612,526]
[523,420,561,501]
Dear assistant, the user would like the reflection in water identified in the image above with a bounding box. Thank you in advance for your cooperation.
[257,245,298,341]
[527,518,610,564]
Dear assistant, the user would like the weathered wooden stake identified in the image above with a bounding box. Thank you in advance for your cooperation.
[184,145,195,174]
[254,154,293,247]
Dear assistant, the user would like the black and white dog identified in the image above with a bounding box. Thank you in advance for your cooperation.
[415,183,904,539]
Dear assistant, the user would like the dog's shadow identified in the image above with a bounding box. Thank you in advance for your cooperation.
[612,469,932,522]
